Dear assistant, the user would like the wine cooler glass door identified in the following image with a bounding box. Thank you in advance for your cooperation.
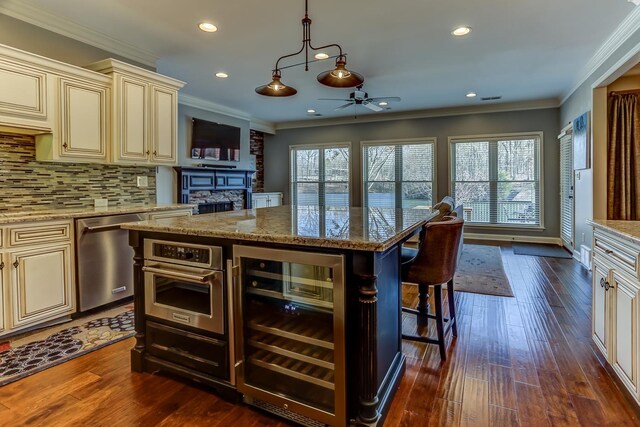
[233,245,345,426]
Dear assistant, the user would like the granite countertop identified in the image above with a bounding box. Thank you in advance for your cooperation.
[589,219,640,246]
[122,205,438,252]
[0,203,195,225]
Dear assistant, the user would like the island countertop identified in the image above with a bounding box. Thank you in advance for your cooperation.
[588,219,640,246]
[122,205,438,252]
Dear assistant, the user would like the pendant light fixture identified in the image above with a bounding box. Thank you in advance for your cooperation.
[255,0,364,97]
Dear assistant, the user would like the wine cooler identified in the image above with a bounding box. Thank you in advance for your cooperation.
[233,245,345,427]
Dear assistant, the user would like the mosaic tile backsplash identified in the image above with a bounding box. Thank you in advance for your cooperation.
[0,133,157,212]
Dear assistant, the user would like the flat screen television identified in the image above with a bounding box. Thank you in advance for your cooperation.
[190,118,241,161]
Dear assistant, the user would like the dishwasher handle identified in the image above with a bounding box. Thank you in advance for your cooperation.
[142,266,216,283]
[85,224,127,232]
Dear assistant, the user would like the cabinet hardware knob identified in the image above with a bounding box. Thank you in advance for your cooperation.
[604,281,611,291]
[62,142,68,149]
[600,278,605,288]
[153,150,157,156]
[146,150,150,155]
[13,260,19,268]
[605,249,614,254]
[0,262,4,270]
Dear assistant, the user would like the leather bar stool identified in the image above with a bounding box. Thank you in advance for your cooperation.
[401,216,464,360]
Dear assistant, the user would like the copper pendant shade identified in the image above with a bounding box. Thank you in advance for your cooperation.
[255,0,364,97]
[255,71,298,97]
[316,56,364,88]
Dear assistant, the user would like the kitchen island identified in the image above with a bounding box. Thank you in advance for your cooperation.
[122,205,437,426]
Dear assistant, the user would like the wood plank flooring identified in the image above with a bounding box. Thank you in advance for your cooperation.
[2,244,640,426]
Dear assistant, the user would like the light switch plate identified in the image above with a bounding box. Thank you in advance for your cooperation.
[137,176,149,187]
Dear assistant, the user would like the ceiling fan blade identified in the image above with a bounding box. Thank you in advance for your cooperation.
[368,96,401,102]
[362,101,383,112]
[335,103,353,110]
[318,98,351,101]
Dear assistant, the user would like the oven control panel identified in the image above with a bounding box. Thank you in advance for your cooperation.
[154,244,210,264]
[145,240,223,270]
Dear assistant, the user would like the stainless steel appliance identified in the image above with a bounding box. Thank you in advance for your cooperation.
[233,245,346,427]
[143,239,225,334]
[76,213,145,312]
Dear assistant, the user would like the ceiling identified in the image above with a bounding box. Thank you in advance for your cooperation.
[1,0,636,124]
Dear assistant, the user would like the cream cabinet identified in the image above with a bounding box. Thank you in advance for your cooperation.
[0,220,75,336]
[86,59,185,166]
[145,208,193,220]
[252,192,283,209]
[591,225,640,403]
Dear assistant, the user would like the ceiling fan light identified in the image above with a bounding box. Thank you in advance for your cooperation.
[255,71,297,97]
[317,56,364,88]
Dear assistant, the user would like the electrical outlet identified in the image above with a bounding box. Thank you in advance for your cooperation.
[581,233,585,243]
[137,176,148,188]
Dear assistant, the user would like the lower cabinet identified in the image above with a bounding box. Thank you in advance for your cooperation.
[252,192,283,209]
[8,243,74,329]
[0,261,4,335]
[612,271,639,394]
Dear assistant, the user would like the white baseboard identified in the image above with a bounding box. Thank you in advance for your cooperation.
[464,233,563,245]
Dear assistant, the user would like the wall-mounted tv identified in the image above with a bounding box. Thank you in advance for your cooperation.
[190,118,241,162]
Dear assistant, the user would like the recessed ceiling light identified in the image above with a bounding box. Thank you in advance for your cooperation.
[215,72,229,79]
[466,92,477,98]
[314,53,329,60]
[307,109,316,113]
[452,26,471,36]
[198,22,218,33]
[378,101,388,106]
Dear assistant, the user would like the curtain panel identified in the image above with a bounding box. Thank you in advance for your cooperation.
[608,93,640,220]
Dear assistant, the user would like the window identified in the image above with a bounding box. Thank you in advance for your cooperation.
[290,143,350,207]
[362,139,436,210]
[449,133,543,227]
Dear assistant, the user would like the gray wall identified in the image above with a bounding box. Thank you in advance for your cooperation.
[560,27,640,250]
[156,104,252,203]
[265,108,561,239]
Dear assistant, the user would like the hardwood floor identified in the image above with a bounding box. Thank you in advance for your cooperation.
[2,244,640,426]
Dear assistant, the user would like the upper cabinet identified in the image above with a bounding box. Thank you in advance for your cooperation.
[86,59,185,166]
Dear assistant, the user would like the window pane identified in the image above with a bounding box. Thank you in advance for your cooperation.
[295,149,319,181]
[498,139,535,181]
[455,142,489,181]
[296,183,319,206]
[366,182,396,208]
[366,146,395,181]
[454,182,490,223]
[402,144,433,181]
[498,182,538,225]
[325,182,349,207]
[296,207,320,237]
[325,207,350,237]
[402,182,432,209]
[325,148,349,181]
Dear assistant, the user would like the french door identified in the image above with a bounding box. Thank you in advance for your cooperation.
[559,129,574,252]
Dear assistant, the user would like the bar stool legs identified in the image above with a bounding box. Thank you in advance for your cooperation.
[447,279,458,337]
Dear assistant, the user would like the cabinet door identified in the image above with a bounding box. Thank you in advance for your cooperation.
[0,254,5,335]
[150,85,177,164]
[612,272,639,394]
[59,77,109,160]
[114,75,149,162]
[9,244,74,328]
[0,59,48,124]
[253,195,269,209]
[268,194,282,207]
[592,261,610,358]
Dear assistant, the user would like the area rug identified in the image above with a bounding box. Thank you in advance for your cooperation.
[512,242,573,259]
[0,308,134,386]
[454,244,514,297]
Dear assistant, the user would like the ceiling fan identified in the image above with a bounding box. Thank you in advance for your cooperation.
[318,85,401,112]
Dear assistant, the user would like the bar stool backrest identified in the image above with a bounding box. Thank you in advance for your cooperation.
[405,216,464,286]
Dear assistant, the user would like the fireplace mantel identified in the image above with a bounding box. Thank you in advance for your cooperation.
[174,167,255,209]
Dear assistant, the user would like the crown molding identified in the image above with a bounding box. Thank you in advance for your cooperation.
[275,99,560,130]
[178,94,276,134]
[0,0,158,67]
[561,6,640,104]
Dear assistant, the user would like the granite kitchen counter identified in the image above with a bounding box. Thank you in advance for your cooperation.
[122,205,437,251]
[588,219,640,246]
[0,203,195,224]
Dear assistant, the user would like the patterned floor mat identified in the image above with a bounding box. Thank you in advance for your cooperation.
[0,310,134,386]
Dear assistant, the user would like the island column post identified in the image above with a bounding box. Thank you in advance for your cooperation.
[129,230,145,371]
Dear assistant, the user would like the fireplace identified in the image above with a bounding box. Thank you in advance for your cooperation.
[174,167,255,211]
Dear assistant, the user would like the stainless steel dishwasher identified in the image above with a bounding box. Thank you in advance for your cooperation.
[76,213,145,312]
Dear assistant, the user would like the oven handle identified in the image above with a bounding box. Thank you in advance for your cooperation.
[142,266,216,283]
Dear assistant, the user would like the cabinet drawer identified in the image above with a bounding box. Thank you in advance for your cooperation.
[146,321,229,380]
[146,209,192,221]
[594,231,639,278]
[8,221,72,247]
